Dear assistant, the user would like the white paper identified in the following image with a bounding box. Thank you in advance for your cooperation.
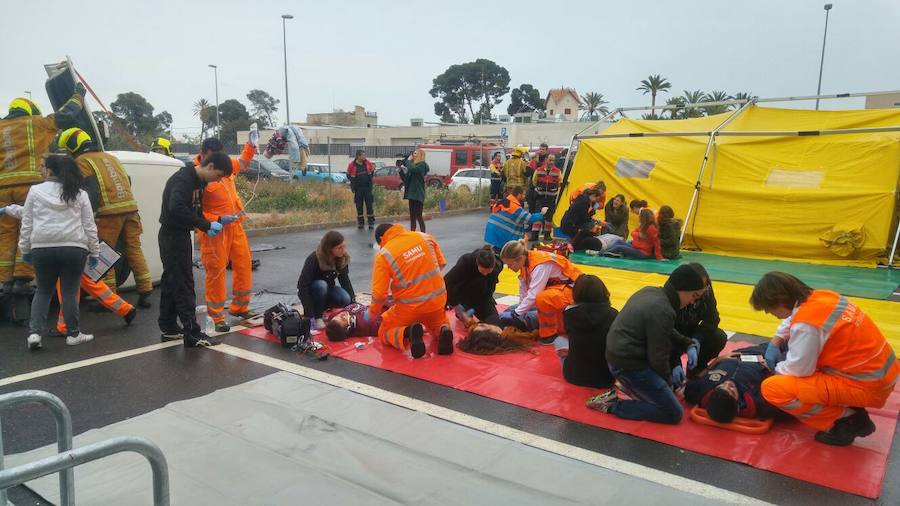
[84,241,121,282]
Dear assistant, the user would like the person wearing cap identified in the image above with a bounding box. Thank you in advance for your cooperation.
[58,128,153,308]
[502,147,529,190]
[150,137,174,157]
[586,264,709,424]
[0,85,85,294]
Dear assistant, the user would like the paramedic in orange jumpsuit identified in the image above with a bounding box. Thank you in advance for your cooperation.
[499,240,583,344]
[0,89,84,292]
[367,223,454,359]
[195,138,256,332]
[59,128,154,308]
[751,272,899,446]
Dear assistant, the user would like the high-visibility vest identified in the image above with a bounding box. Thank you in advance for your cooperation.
[502,157,528,188]
[522,250,583,287]
[76,152,138,216]
[194,154,244,223]
[791,290,898,389]
[372,225,446,313]
[0,115,57,188]
[531,164,561,197]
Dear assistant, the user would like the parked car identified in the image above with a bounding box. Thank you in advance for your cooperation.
[417,144,505,187]
[291,162,348,184]
[242,159,292,182]
[372,165,402,190]
[449,168,492,193]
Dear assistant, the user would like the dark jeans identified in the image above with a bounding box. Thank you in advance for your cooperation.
[610,366,683,424]
[353,188,374,226]
[571,229,604,251]
[158,230,200,337]
[671,327,728,376]
[489,180,503,200]
[607,242,650,259]
[409,200,425,232]
[30,246,87,336]
[308,280,351,319]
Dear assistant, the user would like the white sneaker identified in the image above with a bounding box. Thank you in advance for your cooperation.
[313,318,325,331]
[66,332,94,346]
[27,333,42,350]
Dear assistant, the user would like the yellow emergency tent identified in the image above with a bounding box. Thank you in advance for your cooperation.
[556,106,900,267]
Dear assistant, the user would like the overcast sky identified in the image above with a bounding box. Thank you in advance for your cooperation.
[3,0,898,138]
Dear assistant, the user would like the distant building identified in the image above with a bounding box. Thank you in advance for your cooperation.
[545,88,582,122]
[306,106,377,127]
[865,93,900,109]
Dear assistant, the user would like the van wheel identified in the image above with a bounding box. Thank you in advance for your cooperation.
[427,179,443,189]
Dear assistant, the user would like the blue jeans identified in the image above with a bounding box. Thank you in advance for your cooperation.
[610,366,683,424]
[499,305,539,331]
[606,242,650,259]
[309,280,351,318]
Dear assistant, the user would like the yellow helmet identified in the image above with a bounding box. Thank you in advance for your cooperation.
[58,128,93,154]
[150,137,173,157]
[512,146,527,156]
[8,97,42,117]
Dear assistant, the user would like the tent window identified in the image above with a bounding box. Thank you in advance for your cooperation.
[765,168,825,189]
[615,158,656,178]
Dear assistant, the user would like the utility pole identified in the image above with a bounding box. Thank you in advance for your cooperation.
[815,3,834,110]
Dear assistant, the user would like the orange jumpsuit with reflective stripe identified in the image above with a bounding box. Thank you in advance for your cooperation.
[55,274,134,334]
[522,250,583,339]
[761,290,899,431]
[370,224,449,351]
[196,144,255,323]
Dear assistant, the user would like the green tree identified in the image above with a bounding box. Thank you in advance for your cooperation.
[246,89,279,128]
[579,92,610,121]
[193,98,212,140]
[681,90,706,118]
[507,83,543,115]
[664,96,686,119]
[217,99,251,145]
[731,91,757,109]
[109,92,171,139]
[703,90,731,115]
[430,59,511,124]
[636,74,672,117]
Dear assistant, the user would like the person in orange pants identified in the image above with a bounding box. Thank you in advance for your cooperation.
[751,272,899,446]
[55,274,136,334]
[195,138,256,332]
[499,240,583,343]
[367,223,453,359]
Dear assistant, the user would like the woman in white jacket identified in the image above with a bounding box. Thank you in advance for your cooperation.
[19,154,99,349]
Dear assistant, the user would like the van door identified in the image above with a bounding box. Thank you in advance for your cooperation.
[422,148,452,176]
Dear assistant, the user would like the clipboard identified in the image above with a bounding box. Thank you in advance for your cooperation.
[84,241,121,282]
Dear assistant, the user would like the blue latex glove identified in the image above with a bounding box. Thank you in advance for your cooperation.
[22,252,32,265]
[218,214,238,225]
[88,256,99,270]
[672,365,686,389]
[0,206,6,215]
[686,338,701,370]
[764,341,785,370]
[362,310,372,322]
[207,221,223,237]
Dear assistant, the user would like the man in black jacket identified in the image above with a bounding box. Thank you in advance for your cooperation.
[587,264,708,424]
[674,263,727,378]
[157,153,232,347]
[346,150,375,230]
[444,247,502,322]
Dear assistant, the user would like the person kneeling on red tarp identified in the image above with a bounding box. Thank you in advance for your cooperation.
[750,272,899,446]
[367,224,453,359]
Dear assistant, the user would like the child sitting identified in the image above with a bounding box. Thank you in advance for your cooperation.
[657,205,683,260]
[324,302,386,342]
[561,275,619,388]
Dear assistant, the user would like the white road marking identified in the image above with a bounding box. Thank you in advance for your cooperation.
[213,343,773,505]
[0,341,183,388]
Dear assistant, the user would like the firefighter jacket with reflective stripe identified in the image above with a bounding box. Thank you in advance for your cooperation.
[791,290,898,389]
[523,250,583,288]
[76,152,138,216]
[0,95,83,188]
[370,224,447,316]
[483,194,543,249]
[531,163,561,198]
[502,157,528,189]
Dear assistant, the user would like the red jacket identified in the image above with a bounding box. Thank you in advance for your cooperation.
[346,159,374,177]
[631,224,662,260]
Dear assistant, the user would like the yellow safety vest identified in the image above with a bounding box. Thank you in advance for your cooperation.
[77,152,138,216]
[0,115,58,188]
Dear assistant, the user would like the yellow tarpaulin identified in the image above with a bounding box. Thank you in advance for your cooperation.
[556,106,900,267]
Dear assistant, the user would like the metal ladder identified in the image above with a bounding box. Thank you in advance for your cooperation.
[0,390,170,506]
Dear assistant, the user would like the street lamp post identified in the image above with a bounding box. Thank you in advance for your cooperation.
[281,14,294,125]
[208,64,220,134]
[815,3,833,110]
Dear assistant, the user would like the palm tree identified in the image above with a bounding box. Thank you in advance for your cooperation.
[703,90,731,115]
[731,91,757,109]
[636,74,672,117]
[579,92,610,121]
[664,96,686,119]
[193,98,211,140]
[681,90,706,118]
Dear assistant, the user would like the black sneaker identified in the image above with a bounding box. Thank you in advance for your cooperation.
[539,334,558,346]
[185,333,220,348]
[850,408,877,438]
[214,321,231,333]
[123,307,137,326]
[160,329,183,342]
[437,326,454,355]
[814,409,876,446]
[405,323,425,359]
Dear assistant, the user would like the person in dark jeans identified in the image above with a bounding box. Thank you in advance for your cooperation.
[297,230,355,330]
[346,149,375,229]
[444,246,502,322]
[158,153,232,347]
[587,264,709,424]
[400,148,428,232]
[673,263,727,378]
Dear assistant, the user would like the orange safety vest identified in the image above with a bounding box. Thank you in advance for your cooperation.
[522,250,583,288]
[791,290,898,389]
[195,153,244,223]
[0,115,58,188]
[568,182,606,210]
[371,224,447,314]
[76,152,138,216]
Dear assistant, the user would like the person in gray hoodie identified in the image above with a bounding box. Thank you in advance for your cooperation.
[587,264,709,424]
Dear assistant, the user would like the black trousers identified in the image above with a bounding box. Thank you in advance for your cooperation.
[409,200,425,232]
[157,229,200,337]
[451,285,499,322]
[354,187,374,225]
[670,326,728,377]
[571,229,604,251]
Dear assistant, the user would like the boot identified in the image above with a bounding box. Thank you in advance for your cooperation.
[437,326,454,355]
[137,292,152,309]
[405,323,425,359]
[814,409,877,446]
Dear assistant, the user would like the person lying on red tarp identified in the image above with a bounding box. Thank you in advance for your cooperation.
[323,301,390,342]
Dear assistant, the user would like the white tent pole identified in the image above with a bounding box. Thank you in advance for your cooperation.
[889,220,900,268]
[554,108,622,211]
[579,125,900,141]
[679,100,756,246]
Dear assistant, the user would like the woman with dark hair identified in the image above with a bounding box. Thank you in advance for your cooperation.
[604,194,629,238]
[607,208,662,260]
[399,148,428,232]
[19,154,99,349]
[673,262,726,379]
[297,230,354,330]
[657,205,682,259]
[561,274,619,388]
[444,246,502,321]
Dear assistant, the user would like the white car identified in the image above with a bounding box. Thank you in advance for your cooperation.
[449,168,492,192]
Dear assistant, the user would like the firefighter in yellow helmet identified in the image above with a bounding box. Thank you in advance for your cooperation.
[0,85,85,294]
[150,137,174,157]
[58,127,153,308]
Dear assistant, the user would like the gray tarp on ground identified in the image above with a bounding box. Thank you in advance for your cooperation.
[6,372,719,505]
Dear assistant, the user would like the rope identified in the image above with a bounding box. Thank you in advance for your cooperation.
[72,68,144,151]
